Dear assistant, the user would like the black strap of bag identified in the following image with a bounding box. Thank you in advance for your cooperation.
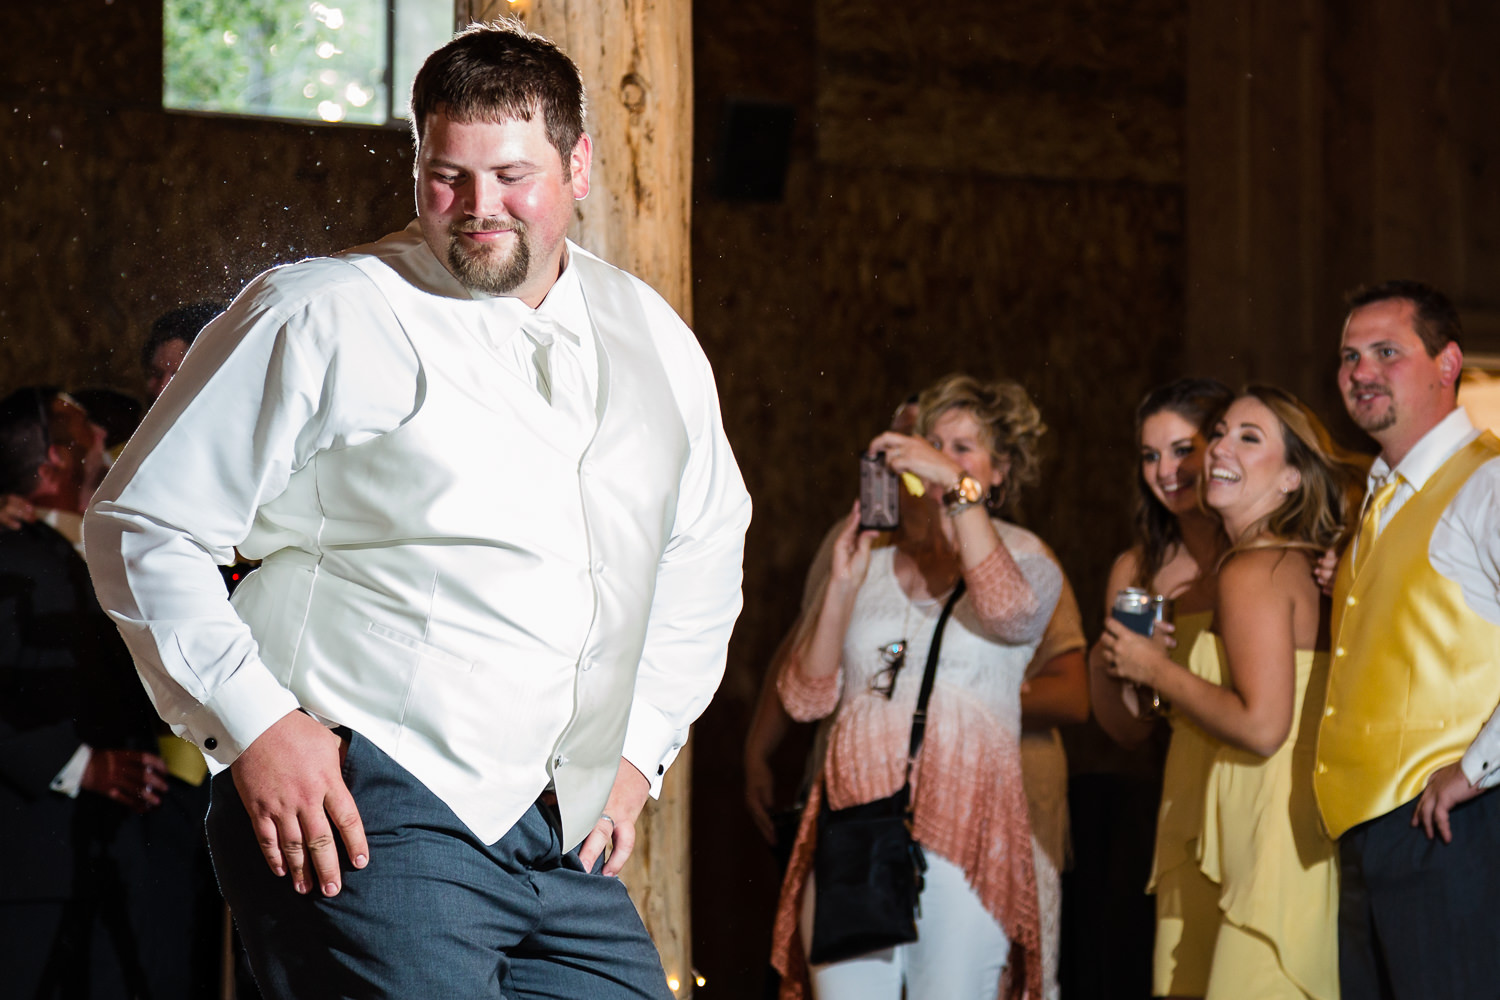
[904,578,966,787]
[807,577,967,966]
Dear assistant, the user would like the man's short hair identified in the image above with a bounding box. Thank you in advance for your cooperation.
[409,19,587,172]
[1346,279,1463,357]
[141,302,225,370]
[0,388,54,497]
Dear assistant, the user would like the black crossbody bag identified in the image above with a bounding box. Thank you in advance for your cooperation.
[808,580,966,965]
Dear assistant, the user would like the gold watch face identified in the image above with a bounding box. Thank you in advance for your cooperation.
[945,476,984,506]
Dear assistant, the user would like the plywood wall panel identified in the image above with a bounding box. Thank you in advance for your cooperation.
[0,45,413,391]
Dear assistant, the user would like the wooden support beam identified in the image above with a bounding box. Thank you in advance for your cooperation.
[453,2,696,995]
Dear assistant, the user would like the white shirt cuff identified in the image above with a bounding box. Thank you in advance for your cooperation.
[50,744,92,798]
[184,665,305,766]
[621,704,684,799]
[1460,728,1500,790]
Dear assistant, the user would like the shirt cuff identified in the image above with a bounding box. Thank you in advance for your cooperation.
[50,744,92,798]
[1461,740,1500,790]
[181,665,304,766]
[621,703,683,799]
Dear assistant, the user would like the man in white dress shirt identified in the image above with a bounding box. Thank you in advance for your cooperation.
[1313,279,1500,999]
[84,20,750,999]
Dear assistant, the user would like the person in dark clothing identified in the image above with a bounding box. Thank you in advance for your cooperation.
[0,387,216,998]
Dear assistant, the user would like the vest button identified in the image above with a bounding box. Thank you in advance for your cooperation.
[1316,762,1327,774]
[1335,647,1345,657]
[1346,595,1357,607]
[203,737,218,751]
[553,754,568,769]
[1325,706,1335,717]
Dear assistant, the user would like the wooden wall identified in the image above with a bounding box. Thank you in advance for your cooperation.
[1186,0,1500,433]
[0,3,413,394]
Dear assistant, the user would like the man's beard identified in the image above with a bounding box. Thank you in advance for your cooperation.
[1347,383,1397,433]
[445,220,531,295]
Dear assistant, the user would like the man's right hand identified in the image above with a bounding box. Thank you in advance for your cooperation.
[0,493,35,530]
[231,710,368,897]
[1313,547,1339,596]
[81,748,170,813]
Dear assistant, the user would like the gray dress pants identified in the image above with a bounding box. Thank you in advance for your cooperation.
[207,729,672,1000]
[1338,787,1500,999]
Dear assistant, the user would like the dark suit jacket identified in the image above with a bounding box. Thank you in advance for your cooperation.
[0,521,160,901]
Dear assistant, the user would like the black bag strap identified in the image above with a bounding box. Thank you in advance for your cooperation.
[905,578,966,770]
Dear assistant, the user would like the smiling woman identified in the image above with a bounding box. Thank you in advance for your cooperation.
[770,374,1062,1000]
[1086,376,1232,1000]
[1099,384,1364,1000]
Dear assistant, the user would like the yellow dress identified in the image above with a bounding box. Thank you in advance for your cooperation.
[1196,633,1340,1000]
[1148,610,1222,997]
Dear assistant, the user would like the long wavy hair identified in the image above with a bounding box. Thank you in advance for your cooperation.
[1219,384,1366,558]
[1131,378,1234,588]
[915,373,1046,518]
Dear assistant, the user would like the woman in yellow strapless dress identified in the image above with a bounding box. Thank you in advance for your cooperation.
[1101,386,1364,1000]
[1088,378,1231,998]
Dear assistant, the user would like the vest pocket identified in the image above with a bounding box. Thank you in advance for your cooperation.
[366,622,476,673]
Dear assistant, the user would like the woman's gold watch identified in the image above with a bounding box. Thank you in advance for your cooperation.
[941,475,984,516]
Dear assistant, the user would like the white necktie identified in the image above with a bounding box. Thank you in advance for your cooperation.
[521,315,596,447]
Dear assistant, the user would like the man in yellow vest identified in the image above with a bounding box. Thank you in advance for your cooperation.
[1315,279,1500,998]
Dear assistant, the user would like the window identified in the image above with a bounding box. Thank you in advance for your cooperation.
[163,0,453,126]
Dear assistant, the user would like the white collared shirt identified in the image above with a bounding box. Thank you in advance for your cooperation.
[1358,407,1500,788]
[84,223,751,843]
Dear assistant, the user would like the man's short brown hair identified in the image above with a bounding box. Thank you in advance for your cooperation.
[1346,279,1463,358]
[409,19,586,173]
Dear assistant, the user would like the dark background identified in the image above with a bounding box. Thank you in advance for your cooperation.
[3,1,1498,996]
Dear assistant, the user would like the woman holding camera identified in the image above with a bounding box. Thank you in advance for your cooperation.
[1088,377,1232,998]
[768,374,1061,1000]
[1099,386,1363,999]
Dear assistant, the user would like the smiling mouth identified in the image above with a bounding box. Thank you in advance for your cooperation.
[1208,468,1240,483]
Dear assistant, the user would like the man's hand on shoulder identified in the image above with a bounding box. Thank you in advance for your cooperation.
[1313,546,1339,596]
[1412,761,1485,843]
[231,709,367,896]
[579,758,652,877]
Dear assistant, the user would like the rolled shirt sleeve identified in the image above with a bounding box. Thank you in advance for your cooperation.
[1432,457,1500,790]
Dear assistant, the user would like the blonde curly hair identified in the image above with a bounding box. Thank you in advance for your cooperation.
[915,373,1047,516]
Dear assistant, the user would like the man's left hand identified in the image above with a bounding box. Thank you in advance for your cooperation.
[1412,762,1484,843]
[579,758,652,877]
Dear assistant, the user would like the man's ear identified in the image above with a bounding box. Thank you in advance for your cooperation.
[568,134,592,200]
[1437,340,1464,391]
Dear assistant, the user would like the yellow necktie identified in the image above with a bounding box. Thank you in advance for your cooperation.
[1352,476,1401,579]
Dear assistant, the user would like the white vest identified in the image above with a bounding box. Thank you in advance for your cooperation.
[229,247,689,847]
